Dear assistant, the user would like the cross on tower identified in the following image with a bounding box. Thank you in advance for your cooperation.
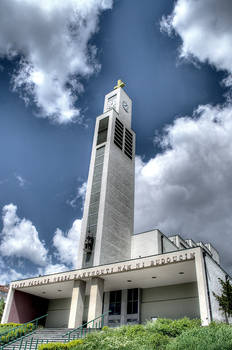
[114,79,125,90]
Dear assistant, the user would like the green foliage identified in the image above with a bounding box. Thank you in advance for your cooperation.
[0,323,35,345]
[0,323,22,328]
[0,298,5,321]
[36,318,232,350]
[49,318,199,350]
[38,340,83,350]
[145,317,201,337]
[166,322,232,350]
[213,277,232,321]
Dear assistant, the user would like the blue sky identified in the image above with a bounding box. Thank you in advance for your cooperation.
[0,0,232,283]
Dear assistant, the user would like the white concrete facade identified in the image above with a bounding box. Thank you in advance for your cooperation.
[77,86,135,269]
[2,244,231,327]
[2,83,231,328]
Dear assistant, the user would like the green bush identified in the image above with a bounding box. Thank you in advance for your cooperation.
[39,319,202,350]
[0,323,21,328]
[166,323,232,350]
[39,340,83,350]
[38,318,232,350]
[145,317,201,337]
[67,324,170,350]
[0,323,35,344]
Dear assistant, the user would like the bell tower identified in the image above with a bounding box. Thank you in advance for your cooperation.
[77,80,135,268]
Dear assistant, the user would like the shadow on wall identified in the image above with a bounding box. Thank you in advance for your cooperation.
[8,290,48,324]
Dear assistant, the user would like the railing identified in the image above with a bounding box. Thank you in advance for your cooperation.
[63,311,110,341]
[0,314,48,349]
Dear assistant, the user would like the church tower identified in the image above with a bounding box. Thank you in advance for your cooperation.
[77,80,135,268]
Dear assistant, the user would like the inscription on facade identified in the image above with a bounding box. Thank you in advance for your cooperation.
[12,251,196,289]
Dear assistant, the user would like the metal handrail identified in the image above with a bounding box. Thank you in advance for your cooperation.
[0,314,48,348]
[0,314,48,338]
[62,310,110,341]
[0,330,37,350]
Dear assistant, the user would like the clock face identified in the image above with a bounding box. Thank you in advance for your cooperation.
[107,94,117,110]
[122,100,129,113]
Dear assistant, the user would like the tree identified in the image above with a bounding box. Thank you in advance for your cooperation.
[213,276,232,324]
[0,298,5,321]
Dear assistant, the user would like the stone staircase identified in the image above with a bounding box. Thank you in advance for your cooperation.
[2,327,100,350]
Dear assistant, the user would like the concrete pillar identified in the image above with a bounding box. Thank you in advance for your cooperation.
[195,249,211,325]
[121,289,127,325]
[68,280,86,328]
[87,278,104,326]
[1,286,14,324]
[103,291,110,326]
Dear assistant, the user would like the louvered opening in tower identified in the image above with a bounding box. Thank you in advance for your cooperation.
[114,118,124,150]
[124,128,133,159]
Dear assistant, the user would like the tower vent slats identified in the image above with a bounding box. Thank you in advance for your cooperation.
[124,128,133,159]
[114,119,133,159]
[114,118,124,149]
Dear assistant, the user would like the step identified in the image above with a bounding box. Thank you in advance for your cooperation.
[2,328,102,350]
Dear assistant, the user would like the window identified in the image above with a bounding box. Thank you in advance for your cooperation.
[83,146,105,267]
[109,290,122,315]
[127,289,138,314]
[97,117,109,145]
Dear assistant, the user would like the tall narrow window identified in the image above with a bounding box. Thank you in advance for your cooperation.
[84,146,105,266]
[97,117,109,145]
[127,289,138,314]
[109,290,122,315]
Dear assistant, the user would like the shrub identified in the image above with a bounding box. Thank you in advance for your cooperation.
[145,317,201,337]
[166,323,232,350]
[0,323,21,328]
[69,325,170,350]
[38,340,83,350]
[0,323,35,344]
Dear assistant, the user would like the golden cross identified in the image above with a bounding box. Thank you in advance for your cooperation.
[114,79,125,90]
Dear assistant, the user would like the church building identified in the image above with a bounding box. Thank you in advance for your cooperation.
[2,81,231,328]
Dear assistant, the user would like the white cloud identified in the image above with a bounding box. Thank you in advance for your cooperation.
[160,0,232,82]
[0,203,82,282]
[0,0,113,123]
[0,204,48,266]
[53,219,82,268]
[0,269,25,285]
[157,0,232,272]
[15,175,26,188]
[0,257,28,284]
[67,181,87,208]
[38,263,68,276]
[135,103,232,271]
